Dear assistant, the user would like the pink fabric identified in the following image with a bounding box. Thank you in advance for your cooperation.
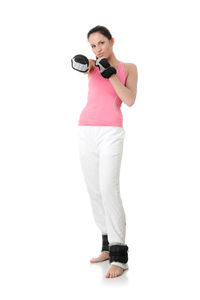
[78,61,128,127]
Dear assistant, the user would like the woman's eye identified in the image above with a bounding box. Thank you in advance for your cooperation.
[91,42,104,48]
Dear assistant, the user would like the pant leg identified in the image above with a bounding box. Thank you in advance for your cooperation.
[97,126,129,269]
[78,126,107,235]
[97,126,127,245]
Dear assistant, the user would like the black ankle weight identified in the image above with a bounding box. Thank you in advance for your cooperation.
[101,234,109,252]
[109,244,129,264]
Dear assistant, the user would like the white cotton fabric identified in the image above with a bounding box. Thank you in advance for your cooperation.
[77,125,129,269]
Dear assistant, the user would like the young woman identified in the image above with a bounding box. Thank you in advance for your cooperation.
[76,25,138,278]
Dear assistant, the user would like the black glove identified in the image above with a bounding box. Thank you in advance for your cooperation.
[95,57,116,78]
[71,54,89,73]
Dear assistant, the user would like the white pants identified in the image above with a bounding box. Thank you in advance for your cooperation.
[78,125,128,270]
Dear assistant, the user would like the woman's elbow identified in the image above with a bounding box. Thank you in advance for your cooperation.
[128,96,136,107]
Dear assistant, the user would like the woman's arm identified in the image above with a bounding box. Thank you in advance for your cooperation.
[84,59,96,75]
[109,63,138,107]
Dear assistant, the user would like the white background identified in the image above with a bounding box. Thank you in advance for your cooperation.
[0,0,200,299]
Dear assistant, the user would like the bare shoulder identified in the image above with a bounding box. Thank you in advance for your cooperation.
[123,62,137,76]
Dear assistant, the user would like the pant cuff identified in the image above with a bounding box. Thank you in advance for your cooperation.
[110,262,129,270]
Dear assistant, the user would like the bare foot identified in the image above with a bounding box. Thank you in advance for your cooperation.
[105,265,124,278]
[90,251,109,263]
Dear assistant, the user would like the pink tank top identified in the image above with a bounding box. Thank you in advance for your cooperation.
[78,61,128,127]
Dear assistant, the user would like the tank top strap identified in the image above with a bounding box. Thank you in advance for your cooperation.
[117,61,128,84]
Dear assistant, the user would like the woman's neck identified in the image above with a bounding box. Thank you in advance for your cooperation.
[107,54,120,69]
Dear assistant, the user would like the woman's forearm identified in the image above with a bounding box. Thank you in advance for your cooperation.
[109,75,135,107]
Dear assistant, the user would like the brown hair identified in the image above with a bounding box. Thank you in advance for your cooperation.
[87,25,112,40]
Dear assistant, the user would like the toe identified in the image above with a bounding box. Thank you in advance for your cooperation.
[118,270,123,276]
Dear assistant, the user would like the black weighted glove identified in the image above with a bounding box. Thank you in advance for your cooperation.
[95,57,116,78]
[71,54,89,73]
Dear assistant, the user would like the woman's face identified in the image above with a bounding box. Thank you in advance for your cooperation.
[88,32,114,59]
